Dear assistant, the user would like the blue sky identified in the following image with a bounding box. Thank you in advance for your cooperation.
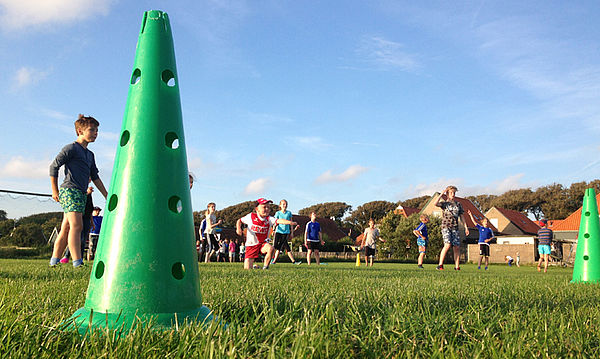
[1,0,599,219]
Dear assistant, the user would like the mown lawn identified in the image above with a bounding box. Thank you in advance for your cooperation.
[0,259,598,358]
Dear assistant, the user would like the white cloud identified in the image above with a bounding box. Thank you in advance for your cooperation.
[355,36,420,72]
[40,108,71,121]
[315,165,369,184]
[0,0,113,31]
[287,136,332,151]
[13,67,49,89]
[400,174,533,199]
[244,177,270,195]
[0,156,50,179]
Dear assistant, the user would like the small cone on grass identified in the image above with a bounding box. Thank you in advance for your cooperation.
[571,188,600,283]
[356,253,361,267]
[68,10,215,334]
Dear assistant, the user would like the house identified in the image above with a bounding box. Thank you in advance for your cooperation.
[484,207,540,236]
[393,205,420,218]
[551,192,600,242]
[420,193,498,242]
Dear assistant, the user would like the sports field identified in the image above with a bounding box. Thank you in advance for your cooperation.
[1,259,599,358]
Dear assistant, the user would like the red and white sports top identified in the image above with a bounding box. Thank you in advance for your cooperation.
[240,213,277,246]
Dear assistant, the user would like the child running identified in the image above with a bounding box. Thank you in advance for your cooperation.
[361,218,385,267]
[236,198,297,270]
[49,114,108,268]
[413,214,429,269]
[305,212,325,265]
[467,210,495,270]
[271,199,301,265]
[204,202,222,263]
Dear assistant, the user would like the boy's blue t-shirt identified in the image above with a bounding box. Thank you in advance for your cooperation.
[306,221,321,241]
[274,210,292,234]
[49,142,100,193]
[91,216,103,235]
[476,224,494,244]
[415,222,428,240]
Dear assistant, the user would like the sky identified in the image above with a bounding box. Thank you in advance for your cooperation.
[1,0,599,219]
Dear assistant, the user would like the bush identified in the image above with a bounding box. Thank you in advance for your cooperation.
[9,223,47,247]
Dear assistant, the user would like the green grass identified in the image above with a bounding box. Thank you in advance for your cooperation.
[1,259,599,358]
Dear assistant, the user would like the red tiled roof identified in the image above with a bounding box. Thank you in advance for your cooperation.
[494,207,540,235]
[394,205,420,218]
[552,193,600,231]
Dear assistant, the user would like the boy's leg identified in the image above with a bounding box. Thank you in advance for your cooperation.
[52,214,70,261]
[244,258,254,270]
[66,212,83,262]
[287,251,296,263]
[273,249,280,263]
[478,256,483,268]
[485,256,489,267]
[307,249,312,265]
[438,243,450,266]
[452,245,460,269]
[262,243,274,268]
[314,249,320,265]
[544,254,549,272]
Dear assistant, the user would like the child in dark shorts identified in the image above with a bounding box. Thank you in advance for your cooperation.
[271,199,301,265]
[467,210,494,270]
[304,212,324,265]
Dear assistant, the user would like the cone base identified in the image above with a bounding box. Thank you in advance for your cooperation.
[66,305,218,335]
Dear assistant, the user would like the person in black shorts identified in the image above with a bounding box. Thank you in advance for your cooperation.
[468,210,494,270]
[304,212,324,265]
[271,199,302,265]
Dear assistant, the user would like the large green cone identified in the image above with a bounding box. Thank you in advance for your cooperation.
[571,188,600,283]
[68,10,214,334]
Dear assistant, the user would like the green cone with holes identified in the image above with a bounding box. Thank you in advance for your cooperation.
[571,188,600,283]
[68,10,216,334]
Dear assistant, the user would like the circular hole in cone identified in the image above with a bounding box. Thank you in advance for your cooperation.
[168,196,182,213]
[95,261,105,279]
[584,255,590,260]
[172,262,185,280]
[585,211,591,217]
[585,233,590,238]
[120,130,130,147]
[162,69,176,87]
[108,194,118,212]
[165,132,179,149]
[130,68,141,85]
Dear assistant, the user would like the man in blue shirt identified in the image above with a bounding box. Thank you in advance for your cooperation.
[304,212,324,265]
[468,210,495,270]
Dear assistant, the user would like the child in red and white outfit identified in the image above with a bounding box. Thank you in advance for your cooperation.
[236,198,297,270]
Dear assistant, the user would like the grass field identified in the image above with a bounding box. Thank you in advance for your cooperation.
[1,259,599,358]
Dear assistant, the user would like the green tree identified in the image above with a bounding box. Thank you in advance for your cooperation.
[9,223,46,247]
[298,202,352,224]
[0,219,16,244]
[378,212,443,262]
[466,195,498,213]
[399,196,431,210]
[0,209,7,221]
[345,200,396,232]
[535,183,570,220]
[194,201,279,228]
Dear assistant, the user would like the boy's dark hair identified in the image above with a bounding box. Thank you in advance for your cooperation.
[75,114,100,135]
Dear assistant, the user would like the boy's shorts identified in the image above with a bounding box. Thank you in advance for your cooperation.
[538,244,551,255]
[442,228,461,247]
[417,238,428,251]
[307,241,321,250]
[365,246,376,258]
[59,188,87,213]
[274,232,291,252]
[479,243,490,257]
[245,242,269,259]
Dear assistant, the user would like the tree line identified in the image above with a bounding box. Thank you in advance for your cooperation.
[1,180,598,248]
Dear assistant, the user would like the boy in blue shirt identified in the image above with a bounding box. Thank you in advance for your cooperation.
[467,210,495,270]
[304,212,324,265]
[413,214,429,269]
[49,114,108,267]
[271,199,301,265]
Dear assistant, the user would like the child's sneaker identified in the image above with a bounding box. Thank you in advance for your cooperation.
[294,261,302,265]
[60,257,69,264]
[262,266,269,270]
[436,265,444,270]
[418,265,424,269]
[454,267,461,271]
[485,266,488,270]
[478,266,481,270]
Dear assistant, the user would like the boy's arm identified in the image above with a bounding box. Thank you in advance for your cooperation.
[304,224,308,244]
[319,228,323,244]
[236,218,243,236]
[50,176,60,202]
[434,189,447,207]
[92,178,108,199]
[467,210,478,226]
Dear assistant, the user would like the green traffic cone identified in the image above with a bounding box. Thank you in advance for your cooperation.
[68,10,215,334]
[571,188,600,283]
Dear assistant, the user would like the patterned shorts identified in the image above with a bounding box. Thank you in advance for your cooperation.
[441,227,461,247]
[417,238,428,252]
[59,188,87,213]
